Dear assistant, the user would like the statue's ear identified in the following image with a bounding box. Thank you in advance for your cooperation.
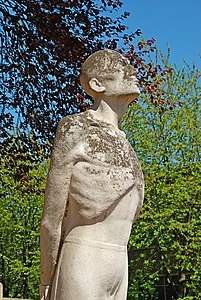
[89,78,106,93]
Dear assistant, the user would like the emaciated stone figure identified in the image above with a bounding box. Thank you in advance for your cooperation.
[40,50,144,300]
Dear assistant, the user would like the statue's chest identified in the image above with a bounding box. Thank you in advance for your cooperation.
[84,126,138,171]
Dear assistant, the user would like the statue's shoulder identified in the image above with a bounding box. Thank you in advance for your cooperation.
[58,111,88,129]
[55,112,89,141]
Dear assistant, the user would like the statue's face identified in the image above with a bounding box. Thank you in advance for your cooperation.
[103,55,140,99]
[80,50,140,100]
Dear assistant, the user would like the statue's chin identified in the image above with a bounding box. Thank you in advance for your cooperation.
[121,87,140,100]
[132,87,140,95]
[119,93,139,106]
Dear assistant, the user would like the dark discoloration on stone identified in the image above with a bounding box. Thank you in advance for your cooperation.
[80,49,137,82]
[56,111,144,202]
[40,49,143,300]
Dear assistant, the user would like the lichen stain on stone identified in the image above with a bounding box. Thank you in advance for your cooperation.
[85,125,133,169]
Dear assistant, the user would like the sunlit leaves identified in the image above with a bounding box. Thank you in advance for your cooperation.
[0,153,47,298]
[124,53,201,299]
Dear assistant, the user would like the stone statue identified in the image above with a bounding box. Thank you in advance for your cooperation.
[40,50,144,300]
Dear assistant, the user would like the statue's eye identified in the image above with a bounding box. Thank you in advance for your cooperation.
[120,59,127,66]
[114,59,126,69]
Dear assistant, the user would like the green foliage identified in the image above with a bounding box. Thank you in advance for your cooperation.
[0,1,161,297]
[1,4,200,296]
[0,148,47,299]
[124,54,201,299]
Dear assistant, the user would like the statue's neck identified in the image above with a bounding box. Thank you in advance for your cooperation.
[90,97,128,129]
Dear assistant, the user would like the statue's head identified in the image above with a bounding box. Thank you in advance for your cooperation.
[80,50,140,100]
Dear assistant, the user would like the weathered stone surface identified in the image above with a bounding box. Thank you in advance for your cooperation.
[40,50,144,300]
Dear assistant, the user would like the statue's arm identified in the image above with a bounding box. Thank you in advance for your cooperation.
[40,116,82,298]
[132,177,144,223]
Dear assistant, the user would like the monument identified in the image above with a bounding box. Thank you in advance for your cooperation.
[40,50,144,300]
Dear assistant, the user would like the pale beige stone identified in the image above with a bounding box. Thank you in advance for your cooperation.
[40,50,144,300]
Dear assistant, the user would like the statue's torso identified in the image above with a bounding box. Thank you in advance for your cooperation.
[60,111,144,245]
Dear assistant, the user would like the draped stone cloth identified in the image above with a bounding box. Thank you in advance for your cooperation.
[41,110,144,300]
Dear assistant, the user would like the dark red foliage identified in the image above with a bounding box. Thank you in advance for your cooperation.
[0,0,173,163]
[122,40,174,111]
[0,0,139,157]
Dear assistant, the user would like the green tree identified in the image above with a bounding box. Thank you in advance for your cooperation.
[1,1,162,297]
[0,146,47,299]
[124,52,201,299]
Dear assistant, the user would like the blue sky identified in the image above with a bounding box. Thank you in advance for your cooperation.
[119,0,201,68]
